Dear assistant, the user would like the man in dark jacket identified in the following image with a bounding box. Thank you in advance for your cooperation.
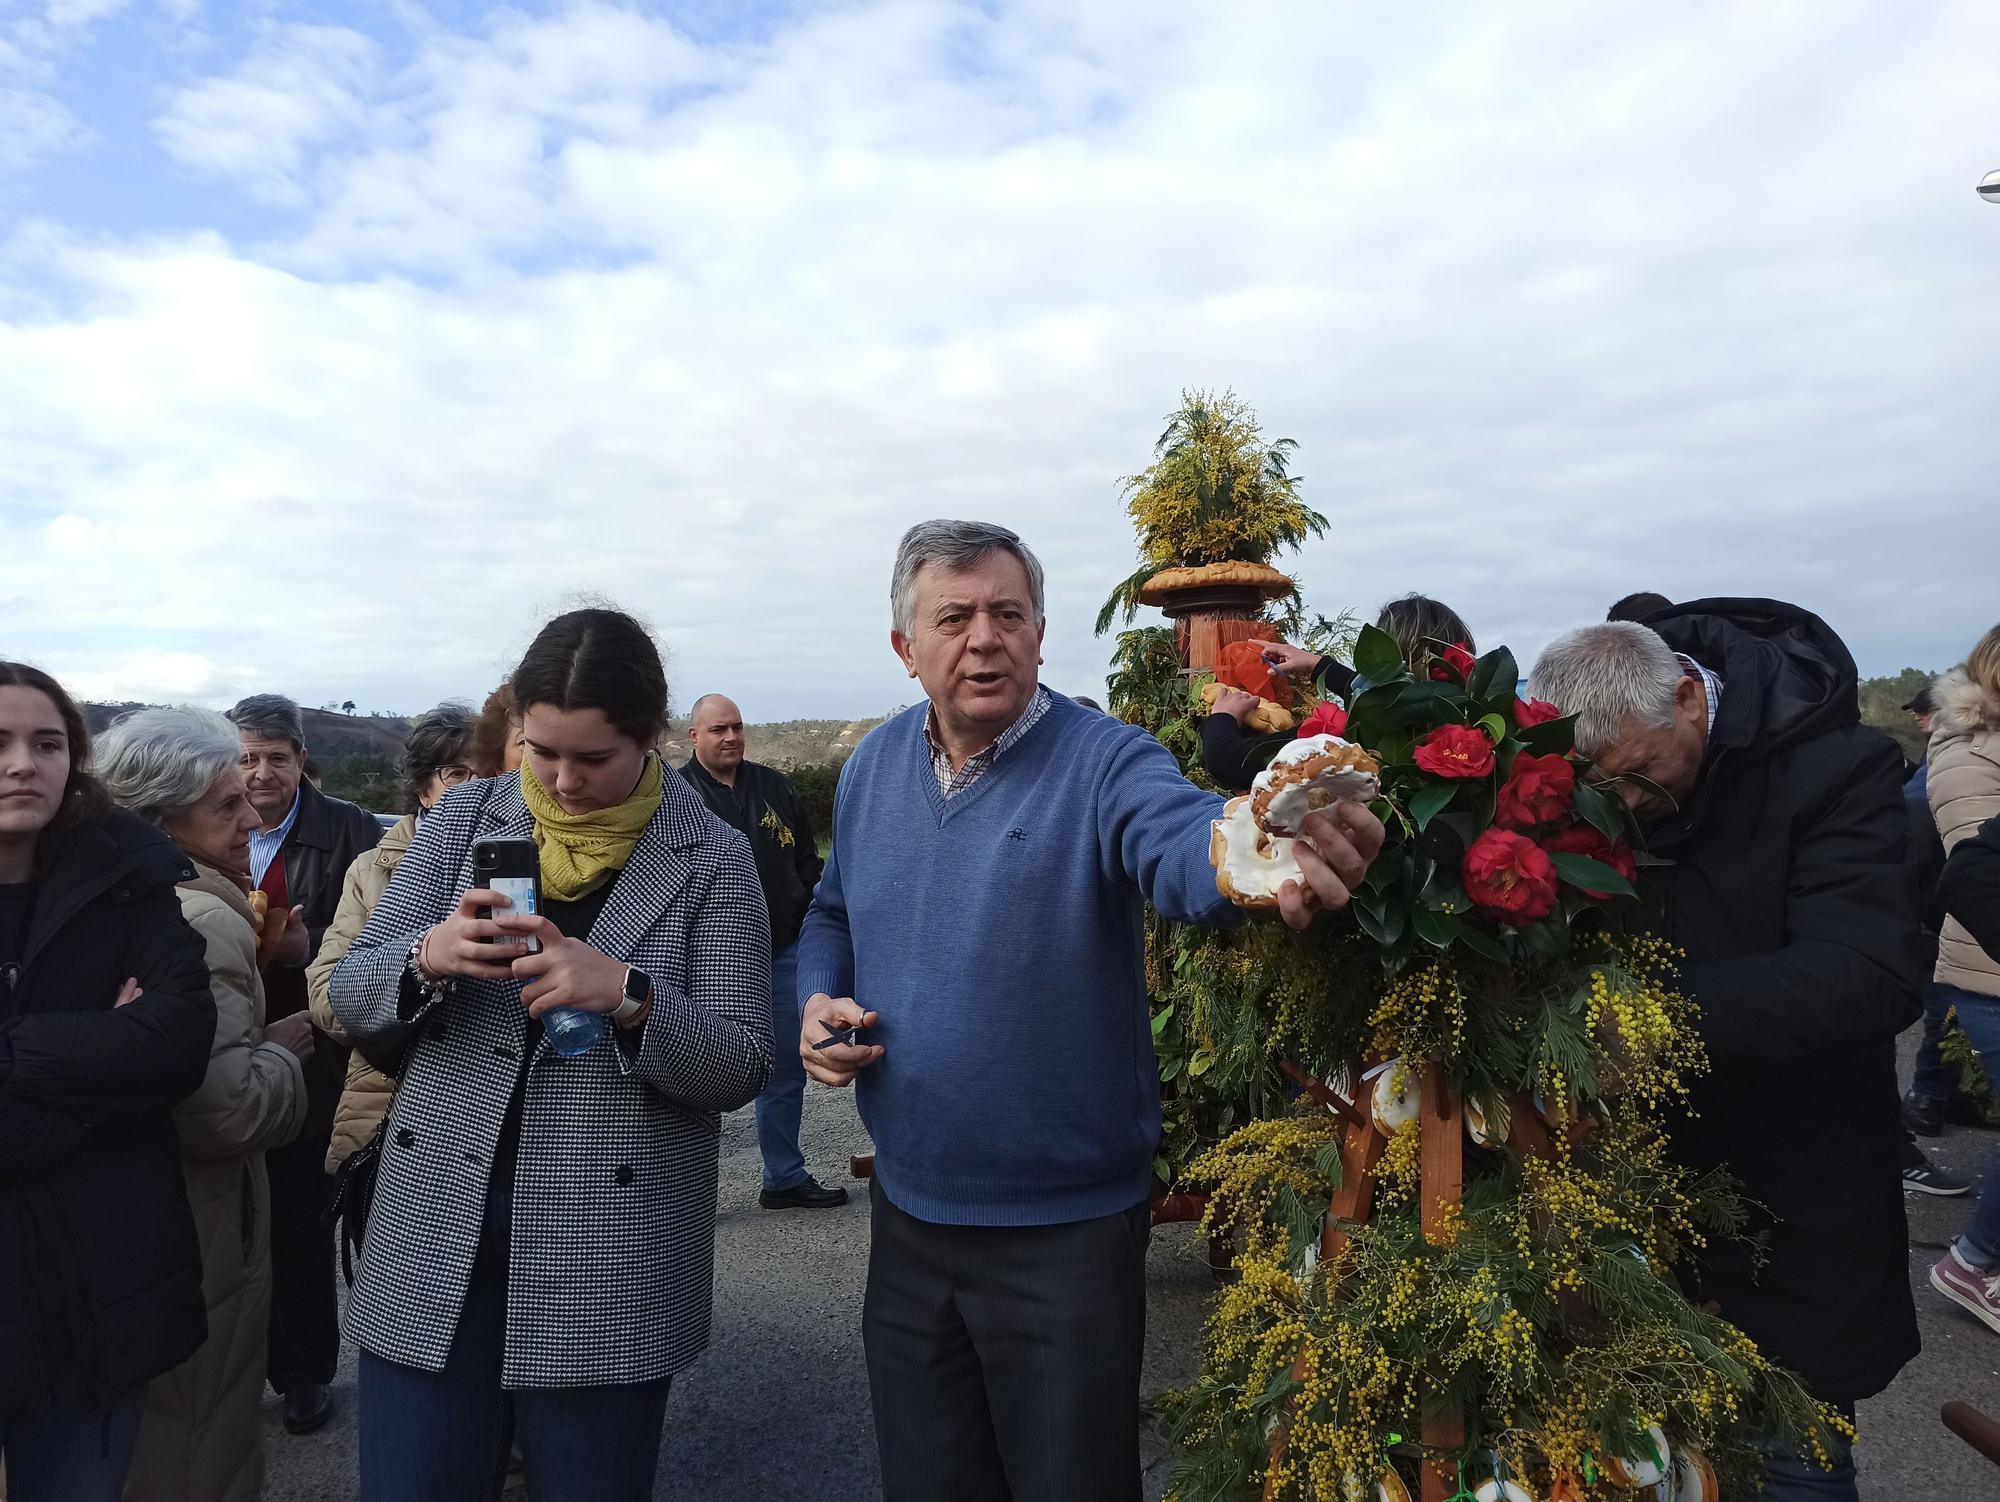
[228,694,381,1433]
[677,694,842,1208]
[1532,600,1922,1502]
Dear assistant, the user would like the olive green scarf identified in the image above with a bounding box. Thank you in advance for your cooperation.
[518,754,664,901]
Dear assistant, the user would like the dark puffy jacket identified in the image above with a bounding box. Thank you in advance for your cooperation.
[1643,599,1923,1404]
[264,778,382,1136]
[0,812,216,1413]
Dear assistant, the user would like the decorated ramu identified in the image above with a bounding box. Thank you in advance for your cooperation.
[1158,626,1850,1501]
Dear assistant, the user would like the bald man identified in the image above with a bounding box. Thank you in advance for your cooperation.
[678,695,843,1208]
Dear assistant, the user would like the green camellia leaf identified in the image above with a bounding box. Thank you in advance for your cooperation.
[1352,622,1407,683]
[1412,908,1462,948]
[1571,779,1624,840]
[1352,897,1404,947]
[1151,1004,1174,1038]
[1409,781,1456,830]
[1517,914,1571,958]
[1421,870,1469,910]
[1476,713,1509,745]
[1517,713,1580,754]
[1548,851,1638,899]
[1455,923,1511,963]
[1470,645,1519,700]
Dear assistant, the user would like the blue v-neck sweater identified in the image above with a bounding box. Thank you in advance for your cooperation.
[796,693,1239,1226]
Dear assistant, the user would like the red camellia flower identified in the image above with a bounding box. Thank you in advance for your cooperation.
[1512,696,1563,729]
[1462,828,1559,923]
[1495,753,1576,830]
[1543,826,1639,899]
[1429,642,1478,681]
[1297,701,1348,739]
[1413,723,1496,779]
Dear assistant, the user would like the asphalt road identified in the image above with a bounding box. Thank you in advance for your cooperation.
[266,1042,2000,1500]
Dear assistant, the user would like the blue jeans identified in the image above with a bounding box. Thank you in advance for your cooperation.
[1911,980,1968,1105]
[358,1192,673,1502]
[754,943,807,1191]
[1754,1417,1857,1501]
[0,1388,144,1502]
[1925,984,2000,1265]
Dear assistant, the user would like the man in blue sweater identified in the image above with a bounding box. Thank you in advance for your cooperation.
[798,519,1384,1500]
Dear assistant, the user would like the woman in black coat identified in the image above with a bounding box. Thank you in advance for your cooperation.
[0,663,216,1501]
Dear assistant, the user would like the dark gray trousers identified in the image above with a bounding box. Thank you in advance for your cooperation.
[864,1179,1149,1502]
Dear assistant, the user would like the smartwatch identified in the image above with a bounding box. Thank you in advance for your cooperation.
[611,966,652,1027]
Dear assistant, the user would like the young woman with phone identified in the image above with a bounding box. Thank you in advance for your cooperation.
[327,609,774,1502]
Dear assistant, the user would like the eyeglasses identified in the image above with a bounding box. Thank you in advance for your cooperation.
[436,764,476,787]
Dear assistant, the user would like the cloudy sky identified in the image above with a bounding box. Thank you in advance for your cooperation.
[3,0,1996,720]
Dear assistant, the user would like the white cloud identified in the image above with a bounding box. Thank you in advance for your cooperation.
[61,650,229,704]
[5,0,2000,721]
[0,79,81,170]
[153,23,380,201]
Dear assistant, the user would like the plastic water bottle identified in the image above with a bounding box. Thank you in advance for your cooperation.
[543,1007,604,1057]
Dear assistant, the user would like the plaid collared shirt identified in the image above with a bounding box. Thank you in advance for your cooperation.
[1675,653,1724,732]
[924,686,1052,799]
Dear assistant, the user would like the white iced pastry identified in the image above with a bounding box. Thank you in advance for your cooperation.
[1250,733,1382,837]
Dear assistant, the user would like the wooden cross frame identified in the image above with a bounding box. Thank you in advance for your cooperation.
[1261,1059,1465,1502]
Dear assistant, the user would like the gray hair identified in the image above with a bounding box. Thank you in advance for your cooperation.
[1528,622,1683,758]
[94,706,246,825]
[403,703,474,810]
[890,519,1046,637]
[227,693,305,750]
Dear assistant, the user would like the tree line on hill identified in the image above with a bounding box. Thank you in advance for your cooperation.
[81,671,1938,820]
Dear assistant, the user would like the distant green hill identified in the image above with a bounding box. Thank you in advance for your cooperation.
[80,702,889,815]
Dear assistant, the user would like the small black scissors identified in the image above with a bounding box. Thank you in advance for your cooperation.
[811,1019,867,1051]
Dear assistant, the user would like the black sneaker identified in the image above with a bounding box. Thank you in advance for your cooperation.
[1904,1091,1946,1138]
[760,1176,850,1210]
[1903,1150,1973,1197]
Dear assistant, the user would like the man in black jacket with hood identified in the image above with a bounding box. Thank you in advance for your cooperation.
[677,694,844,1208]
[1532,600,1922,1502]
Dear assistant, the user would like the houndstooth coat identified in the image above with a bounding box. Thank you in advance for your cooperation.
[327,771,772,1387]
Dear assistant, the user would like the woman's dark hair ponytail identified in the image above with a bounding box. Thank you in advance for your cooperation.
[511,609,668,746]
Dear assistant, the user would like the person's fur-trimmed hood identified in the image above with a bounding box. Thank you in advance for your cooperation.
[1931,665,2000,737]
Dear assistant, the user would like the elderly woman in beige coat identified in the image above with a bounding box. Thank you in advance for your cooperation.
[94,707,315,1502]
[308,705,480,1195]
[1922,625,2000,1335]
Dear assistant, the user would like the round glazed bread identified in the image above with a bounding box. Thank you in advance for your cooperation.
[1137,559,1295,603]
[1250,734,1381,836]
[1199,680,1295,735]
[1210,796,1292,908]
[1209,735,1382,909]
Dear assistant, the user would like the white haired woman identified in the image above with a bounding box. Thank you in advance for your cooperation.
[96,707,316,1502]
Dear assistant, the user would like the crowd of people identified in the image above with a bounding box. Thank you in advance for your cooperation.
[0,519,1995,1502]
